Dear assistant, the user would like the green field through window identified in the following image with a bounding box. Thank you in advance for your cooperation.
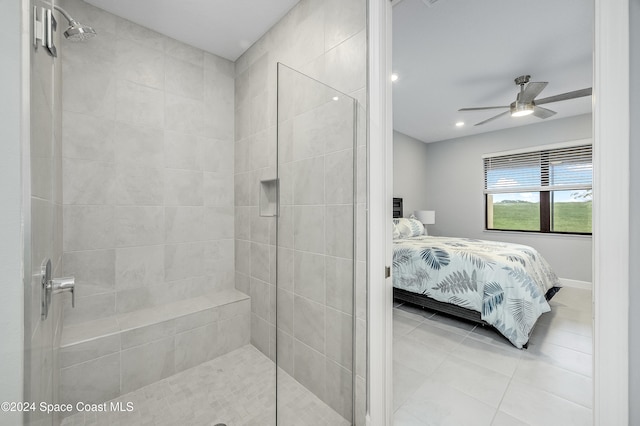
[491,202,540,231]
[491,201,592,233]
[553,201,592,233]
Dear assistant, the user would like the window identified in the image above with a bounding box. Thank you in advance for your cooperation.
[483,142,592,234]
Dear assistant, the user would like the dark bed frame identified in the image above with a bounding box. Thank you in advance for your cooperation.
[392,198,559,347]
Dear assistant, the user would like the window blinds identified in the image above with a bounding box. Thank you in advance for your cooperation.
[483,144,592,194]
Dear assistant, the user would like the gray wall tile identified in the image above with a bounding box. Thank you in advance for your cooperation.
[59,334,120,369]
[277,289,294,335]
[293,295,325,353]
[115,79,165,128]
[164,38,204,66]
[218,314,251,353]
[115,206,164,247]
[174,323,218,372]
[174,308,219,333]
[324,0,366,51]
[202,139,234,174]
[115,165,164,206]
[326,307,353,370]
[116,18,164,51]
[293,206,325,254]
[115,245,164,290]
[203,206,234,239]
[250,278,271,321]
[62,61,116,118]
[250,242,270,283]
[120,336,175,393]
[164,131,203,171]
[115,37,165,90]
[165,93,205,136]
[293,340,325,401]
[63,12,235,328]
[165,206,204,243]
[251,313,270,355]
[164,169,204,206]
[121,319,176,349]
[63,158,115,205]
[325,359,353,420]
[204,239,235,277]
[325,256,353,314]
[60,353,120,405]
[164,242,204,281]
[62,112,115,162]
[293,157,325,205]
[165,56,204,100]
[63,249,115,297]
[325,149,354,205]
[294,251,325,303]
[325,204,354,259]
[63,205,115,251]
[114,123,164,168]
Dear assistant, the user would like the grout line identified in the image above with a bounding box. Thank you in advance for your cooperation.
[491,370,516,426]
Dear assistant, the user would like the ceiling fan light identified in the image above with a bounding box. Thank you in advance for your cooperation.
[511,102,534,117]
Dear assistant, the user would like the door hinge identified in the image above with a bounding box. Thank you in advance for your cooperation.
[385,266,391,278]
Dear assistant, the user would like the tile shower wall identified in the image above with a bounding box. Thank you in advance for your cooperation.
[233,0,367,422]
[60,0,235,325]
[25,1,65,424]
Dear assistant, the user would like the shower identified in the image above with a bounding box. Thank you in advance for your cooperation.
[33,3,95,57]
[53,5,96,41]
[23,0,364,424]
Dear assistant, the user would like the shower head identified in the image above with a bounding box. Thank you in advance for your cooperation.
[64,20,97,41]
[53,5,96,41]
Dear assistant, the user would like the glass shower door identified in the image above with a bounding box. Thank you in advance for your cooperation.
[25,1,64,425]
[276,63,356,425]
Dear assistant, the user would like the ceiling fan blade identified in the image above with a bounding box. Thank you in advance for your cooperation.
[474,111,509,126]
[532,106,557,119]
[534,88,592,105]
[458,106,509,111]
[518,82,548,103]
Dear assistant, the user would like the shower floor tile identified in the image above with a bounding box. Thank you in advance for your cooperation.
[61,345,349,426]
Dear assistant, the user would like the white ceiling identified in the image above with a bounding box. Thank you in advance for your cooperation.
[84,0,300,61]
[392,0,593,143]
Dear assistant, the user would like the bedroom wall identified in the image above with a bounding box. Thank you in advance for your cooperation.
[60,0,236,325]
[397,113,593,283]
[393,131,430,218]
[629,0,639,421]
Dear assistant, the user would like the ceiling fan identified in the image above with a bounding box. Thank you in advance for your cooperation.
[459,75,592,126]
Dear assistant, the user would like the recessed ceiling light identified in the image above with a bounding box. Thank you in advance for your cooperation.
[391,73,399,82]
[455,121,465,127]
[332,96,339,101]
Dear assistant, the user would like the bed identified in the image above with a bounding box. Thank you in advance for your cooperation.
[392,198,561,348]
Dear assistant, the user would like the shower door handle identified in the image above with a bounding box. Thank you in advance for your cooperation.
[52,277,75,308]
[41,258,76,320]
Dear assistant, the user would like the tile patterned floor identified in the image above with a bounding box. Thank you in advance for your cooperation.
[61,345,349,426]
[393,287,593,426]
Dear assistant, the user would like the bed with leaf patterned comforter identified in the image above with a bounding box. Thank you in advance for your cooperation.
[393,236,561,348]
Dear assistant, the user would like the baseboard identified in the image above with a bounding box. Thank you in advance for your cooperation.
[559,277,592,290]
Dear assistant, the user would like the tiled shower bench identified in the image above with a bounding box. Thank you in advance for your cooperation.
[59,289,250,413]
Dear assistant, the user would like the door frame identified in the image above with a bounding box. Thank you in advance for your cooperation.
[366,0,630,424]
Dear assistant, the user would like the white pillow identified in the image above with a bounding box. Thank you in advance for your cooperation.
[393,218,424,238]
[410,214,428,236]
[392,223,401,239]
